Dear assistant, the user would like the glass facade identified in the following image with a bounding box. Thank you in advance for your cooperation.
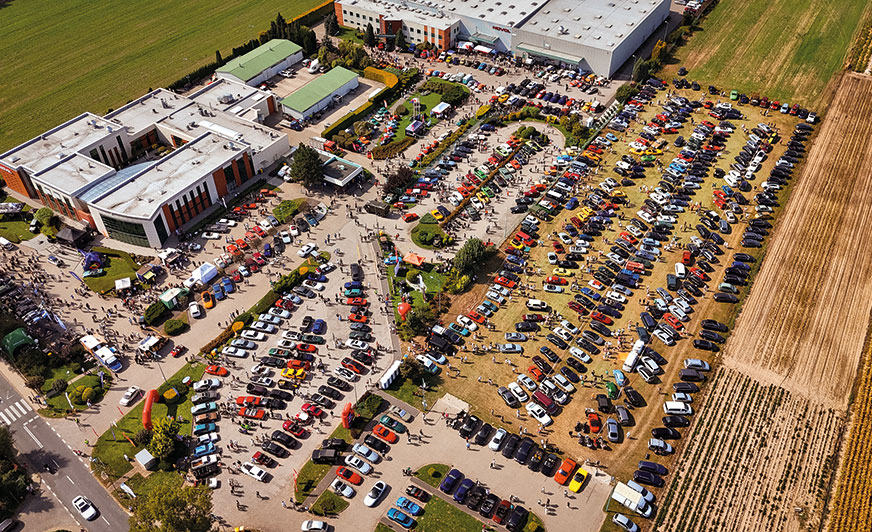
[101,215,150,247]
[153,216,169,244]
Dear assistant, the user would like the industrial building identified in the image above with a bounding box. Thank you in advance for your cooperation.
[334,0,670,75]
[513,0,670,76]
[0,80,290,248]
[215,39,304,86]
[279,67,360,120]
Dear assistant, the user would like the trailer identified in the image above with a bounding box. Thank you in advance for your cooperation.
[611,481,653,517]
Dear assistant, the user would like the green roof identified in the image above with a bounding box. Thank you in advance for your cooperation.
[217,39,302,82]
[280,68,359,112]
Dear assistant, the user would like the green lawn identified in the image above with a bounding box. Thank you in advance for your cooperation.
[92,362,205,480]
[374,524,394,532]
[674,0,867,107]
[45,368,112,412]
[336,26,365,45]
[310,490,350,516]
[416,496,484,532]
[118,470,183,502]
[0,199,34,243]
[0,0,326,149]
[383,375,443,413]
[390,91,444,145]
[414,463,449,489]
[83,249,141,293]
[295,460,332,503]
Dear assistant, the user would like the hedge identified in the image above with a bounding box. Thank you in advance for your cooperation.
[143,301,169,326]
[371,137,414,160]
[164,319,188,336]
[417,121,474,168]
[322,67,415,141]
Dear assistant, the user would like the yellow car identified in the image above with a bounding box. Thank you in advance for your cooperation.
[553,268,572,277]
[477,192,490,203]
[565,147,578,156]
[510,240,525,250]
[629,147,645,155]
[583,152,601,162]
[611,190,627,198]
[431,209,444,220]
[293,368,307,380]
[282,368,306,380]
[645,148,663,156]
[568,468,589,492]
[498,93,510,103]
[281,367,296,379]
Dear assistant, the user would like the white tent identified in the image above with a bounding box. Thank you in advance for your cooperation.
[114,278,132,291]
[457,42,474,51]
[474,45,493,54]
[191,262,218,284]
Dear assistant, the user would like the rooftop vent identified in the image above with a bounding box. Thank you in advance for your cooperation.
[574,16,581,20]
[583,25,590,29]
[593,35,601,39]
[615,32,623,37]
[574,34,581,39]
[605,23,613,28]
[552,18,558,22]
[501,11,507,15]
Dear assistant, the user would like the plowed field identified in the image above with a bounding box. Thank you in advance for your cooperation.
[723,72,872,409]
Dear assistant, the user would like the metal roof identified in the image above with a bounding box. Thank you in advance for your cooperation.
[216,39,302,82]
[280,68,359,113]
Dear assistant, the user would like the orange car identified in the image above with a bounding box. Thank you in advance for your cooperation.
[663,313,684,331]
[235,238,249,251]
[528,366,544,381]
[590,312,613,325]
[336,466,363,485]
[239,407,266,420]
[346,297,368,306]
[545,276,568,285]
[349,314,369,323]
[205,365,228,376]
[201,290,214,309]
[287,359,311,370]
[587,412,602,433]
[373,424,398,443]
[402,213,419,223]
[553,458,577,485]
[466,311,486,324]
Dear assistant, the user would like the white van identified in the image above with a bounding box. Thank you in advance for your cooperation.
[663,401,693,416]
[525,299,548,311]
[307,59,320,73]
[674,263,687,279]
[0,237,13,250]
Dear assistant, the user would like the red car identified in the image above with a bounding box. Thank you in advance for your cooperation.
[467,311,486,324]
[681,250,693,266]
[552,242,565,253]
[282,419,307,437]
[402,213,419,223]
[619,232,638,245]
[205,365,228,376]
[663,313,685,331]
[235,396,263,406]
[528,366,544,381]
[523,314,545,322]
[689,267,709,281]
[230,270,243,282]
[302,403,324,418]
[590,312,613,325]
[372,424,398,443]
[568,301,584,313]
[252,252,266,266]
[341,357,365,374]
[276,299,295,310]
[170,345,186,358]
[346,297,368,306]
[296,343,317,353]
[587,412,602,433]
[243,203,258,210]
[546,276,568,285]
[239,407,266,420]
[252,226,267,238]
[235,238,249,251]
[336,466,363,485]
[349,314,369,323]
[494,277,516,289]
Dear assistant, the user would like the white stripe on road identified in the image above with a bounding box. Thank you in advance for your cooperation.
[66,475,74,485]
[101,516,110,525]
[0,412,9,425]
[5,407,20,421]
[23,423,42,448]
[14,401,28,415]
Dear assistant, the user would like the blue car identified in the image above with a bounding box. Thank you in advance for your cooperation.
[192,442,215,458]
[448,322,469,337]
[311,319,327,335]
[308,273,328,283]
[221,277,235,294]
[396,497,423,516]
[387,508,415,529]
[345,281,364,290]
[565,197,579,210]
[212,284,225,301]
[440,469,463,493]
[606,133,618,142]
[193,423,216,435]
[453,478,474,503]
[263,243,273,257]
[580,287,601,301]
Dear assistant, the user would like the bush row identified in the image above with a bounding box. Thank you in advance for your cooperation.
[371,137,414,160]
[417,121,474,168]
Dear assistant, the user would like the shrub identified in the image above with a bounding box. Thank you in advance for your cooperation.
[615,83,640,104]
[143,301,169,326]
[395,104,409,116]
[25,375,45,390]
[405,269,420,283]
[371,137,414,160]
[81,387,96,404]
[134,429,153,446]
[51,379,68,393]
[164,319,188,336]
[200,327,234,355]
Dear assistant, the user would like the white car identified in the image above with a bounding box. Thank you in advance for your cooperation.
[268,308,291,319]
[364,481,387,507]
[331,478,356,498]
[547,252,558,265]
[289,225,300,236]
[298,243,318,257]
[221,346,249,358]
[507,382,528,402]
[516,374,537,392]
[672,392,692,403]
[301,521,329,532]
[241,330,267,341]
[193,378,220,392]
[72,496,98,520]
[456,315,479,331]
[345,339,370,350]
[552,374,575,393]
[560,320,580,335]
[569,347,592,363]
[641,356,662,375]
[280,231,292,244]
[303,280,324,291]
[282,331,302,341]
[241,462,268,481]
[605,291,627,303]
[334,367,358,382]
[344,455,373,475]
[119,386,141,407]
[201,232,221,240]
[188,301,203,319]
[352,443,381,463]
[276,339,297,349]
[198,432,220,444]
[250,322,277,333]
[525,402,553,426]
[259,219,273,230]
[218,218,237,227]
[250,364,271,376]
[653,329,675,346]
[256,314,282,325]
[488,428,508,451]
[552,327,573,342]
[543,284,563,293]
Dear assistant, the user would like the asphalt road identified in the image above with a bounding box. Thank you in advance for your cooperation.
[0,373,129,531]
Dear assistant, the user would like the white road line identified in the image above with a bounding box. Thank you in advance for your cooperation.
[17,400,30,413]
[101,516,110,525]
[23,423,42,447]
[0,412,9,425]
[66,475,74,485]
[5,407,19,421]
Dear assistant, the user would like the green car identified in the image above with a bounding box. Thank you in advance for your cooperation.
[344,288,364,297]
[481,186,494,198]
[641,155,656,162]
[349,331,373,341]
[379,414,407,433]
[302,334,325,345]
[605,382,619,400]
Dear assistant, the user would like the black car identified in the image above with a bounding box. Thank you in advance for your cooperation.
[560,366,580,383]
[479,493,500,518]
[638,460,668,476]
[590,321,612,337]
[327,377,351,391]
[565,357,585,373]
[540,345,560,362]
[733,252,756,262]
[651,427,681,440]
[514,437,534,464]
[663,415,690,428]
[540,453,559,476]
[633,469,665,488]
[713,292,738,303]
[260,356,285,368]
[506,505,529,532]
[351,349,374,365]
[498,386,520,408]
[350,322,371,332]
[247,384,268,396]
[527,446,544,471]
[699,329,725,343]
[466,486,487,510]
[474,423,493,446]
[310,394,335,409]
[318,386,343,400]
[271,430,296,448]
[693,339,718,352]
[624,386,644,407]
[701,319,728,332]
[501,433,521,458]
[261,440,289,458]
[673,382,699,394]
[516,321,539,332]
[581,329,603,345]
[532,356,553,374]
[364,434,391,454]
[459,415,481,439]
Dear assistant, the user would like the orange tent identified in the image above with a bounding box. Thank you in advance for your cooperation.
[403,252,426,267]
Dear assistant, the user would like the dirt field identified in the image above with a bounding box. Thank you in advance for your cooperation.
[723,72,872,409]
[668,0,867,108]
[653,366,844,532]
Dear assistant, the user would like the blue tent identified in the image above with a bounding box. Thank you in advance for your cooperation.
[83,252,103,270]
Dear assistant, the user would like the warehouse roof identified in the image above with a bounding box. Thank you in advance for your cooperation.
[31,153,115,197]
[189,79,272,116]
[216,39,302,82]
[516,0,668,50]
[280,68,359,113]
[105,89,185,136]
[343,0,457,30]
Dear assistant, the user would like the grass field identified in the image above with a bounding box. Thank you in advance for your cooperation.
[669,0,867,108]
[0,0,324,149]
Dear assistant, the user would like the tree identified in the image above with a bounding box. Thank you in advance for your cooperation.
[317,45,331,68]
[382,166,413,194]
[395,28,407,51]
[453,238,486,274]
[147,418,180,461]
[34,207,53,228]
[398,357,425,382]
[325,13,339,35]
[129,483,213,532]
[440,84,468,106]
[353,120,373,137]
[633,59,655,83]
[364,23,376,47]
[615,83,640,104]
[290,144,324,189]
[651,39,667,64]
[215,50,222,64]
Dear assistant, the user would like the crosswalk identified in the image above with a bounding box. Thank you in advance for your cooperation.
[0,399,32,425]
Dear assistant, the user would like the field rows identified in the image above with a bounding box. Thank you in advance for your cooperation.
[654,367,843,532]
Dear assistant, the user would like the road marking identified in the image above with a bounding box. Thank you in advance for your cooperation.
[17,400,31,413]
[23,423,42,447]
[14,401,28,415]
[66,475,74,485]
[3,407,19,422]
[0,412,9,425]
[101,516,110,525]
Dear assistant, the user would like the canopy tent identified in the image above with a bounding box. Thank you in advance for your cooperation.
[135,449,157,470]
[158,287,189,309]
[405,120,426,137]
[403,252,426,267]
[474,45,493,54]
[1,328,35,356]
[136,260,163,283]
[55,226,90,248]
[457,42,474,51]
[114,278,132,291]
[191,262,218,284]
[430,102,452,118]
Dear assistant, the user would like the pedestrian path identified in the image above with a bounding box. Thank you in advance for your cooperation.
[0,399,32,425]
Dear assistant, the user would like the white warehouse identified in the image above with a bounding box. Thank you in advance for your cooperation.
[215,39,303,87]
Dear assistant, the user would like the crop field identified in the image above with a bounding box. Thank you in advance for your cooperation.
[653,367,843,532]
[723,72,872,409]
[0,0,323,149]
[670,0,867,108]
